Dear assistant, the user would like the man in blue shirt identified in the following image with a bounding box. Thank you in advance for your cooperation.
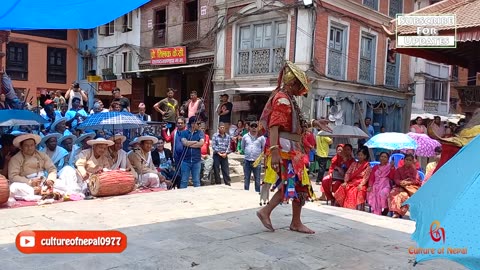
[212,122,232,186]
[177,116,205,188]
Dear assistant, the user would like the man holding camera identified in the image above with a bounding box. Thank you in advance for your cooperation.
[65,82,88,110]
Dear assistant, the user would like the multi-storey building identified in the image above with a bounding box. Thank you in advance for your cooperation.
[4,30,78,105]
[124,0,217,118]
[77,29,98,109]
[212,0,415,132]
[310,0,414,133]
[95,9,142,108]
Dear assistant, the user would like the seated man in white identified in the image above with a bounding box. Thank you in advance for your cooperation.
[75,138,114,194]
[69,132,96,166]
[8,134,57,201]
[49,117,72,136]
[128,136,169,189]
[40,133,69,170]
[108,134,134,174]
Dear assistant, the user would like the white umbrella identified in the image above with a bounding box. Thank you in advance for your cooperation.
[317,124,369,139]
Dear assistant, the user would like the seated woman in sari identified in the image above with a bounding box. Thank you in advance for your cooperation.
[321,144,355,204]
[423,146,441,184]
[367,152,395,215]
[388,153,421,218]
[334,146,372,210]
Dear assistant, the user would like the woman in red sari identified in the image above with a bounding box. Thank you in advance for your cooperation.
[321,144,355,204]
[388,153,421,218]
[334,147,372,210]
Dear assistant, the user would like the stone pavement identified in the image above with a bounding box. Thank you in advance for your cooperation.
[0,183,463,270]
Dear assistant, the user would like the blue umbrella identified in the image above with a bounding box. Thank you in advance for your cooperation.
[77,112,146,130]
[406,136,480,269]
[0,110,47,126]
[364,132,417,150]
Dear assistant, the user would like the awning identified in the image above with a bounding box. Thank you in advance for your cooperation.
[124,63,211,74]
[0,0,149,30]
[214,87,276,94]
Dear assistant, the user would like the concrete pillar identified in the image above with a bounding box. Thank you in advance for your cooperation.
[294,7,314,70]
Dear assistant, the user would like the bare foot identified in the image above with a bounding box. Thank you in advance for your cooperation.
[256,211,274,232]
[290,223,315,234]
[392,214,400,218]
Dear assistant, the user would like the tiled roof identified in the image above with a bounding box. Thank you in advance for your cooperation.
[394,0,480,35]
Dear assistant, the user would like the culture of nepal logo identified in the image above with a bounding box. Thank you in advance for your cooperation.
[408,220,467,255]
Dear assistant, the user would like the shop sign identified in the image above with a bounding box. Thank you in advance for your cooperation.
[99,81,117,91]
[150,46,187,65]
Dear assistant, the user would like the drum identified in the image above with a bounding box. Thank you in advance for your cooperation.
[0,175,9,205]
[88,170,135,197]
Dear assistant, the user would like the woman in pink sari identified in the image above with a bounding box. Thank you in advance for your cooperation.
[367,152,395,215]
[388,154,421,218]
[334,147,371,210]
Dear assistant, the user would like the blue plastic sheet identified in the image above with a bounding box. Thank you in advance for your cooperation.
[0,0,150,30]
[406,135,480,269]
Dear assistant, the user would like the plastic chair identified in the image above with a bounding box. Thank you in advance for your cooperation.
[389,153,405,168]
[418,170,425,181]
[369,161,380,168]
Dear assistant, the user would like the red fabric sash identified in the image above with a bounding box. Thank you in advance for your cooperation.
[347,161,369,184]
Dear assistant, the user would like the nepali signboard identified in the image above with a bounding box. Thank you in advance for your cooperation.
[396,14,456,48]
[150,46,187,65]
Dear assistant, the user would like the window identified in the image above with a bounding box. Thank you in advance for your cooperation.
[451,65,458,82]
[385,39,399,87]
[80,29,94,40]
[425,78,448,101]
[389,0,403,17]
[99,21,115,36]
[47,47,67,84]
[82,57,93,79]
[122,51,133,72]
[358,34,376,84]
[107,55,114,69]
[363,0,378,10]
[6,42,28,81]
[123,12,133,32]
[154,8,167,46]
[237,21,287,75]
[12,30,67,40]
[426,62,449,79]
[327,25,347,79]
[183,0,198,42]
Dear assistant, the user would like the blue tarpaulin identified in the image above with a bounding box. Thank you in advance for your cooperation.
[0,0,150,30]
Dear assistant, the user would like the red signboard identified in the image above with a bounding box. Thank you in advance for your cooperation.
[150,46,187,65]
[98,81,117,91]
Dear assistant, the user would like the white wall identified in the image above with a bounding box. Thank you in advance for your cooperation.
[96,8,142,75]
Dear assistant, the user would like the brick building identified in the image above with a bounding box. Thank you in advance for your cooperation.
[124,0,217,119]
[309,0,415,133]
[211,0,415,133]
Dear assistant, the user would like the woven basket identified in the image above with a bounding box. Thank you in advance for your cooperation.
[0,175,9,205]
[88,170,135,197]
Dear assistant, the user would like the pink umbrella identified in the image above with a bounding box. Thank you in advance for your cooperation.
[406,132,441,157]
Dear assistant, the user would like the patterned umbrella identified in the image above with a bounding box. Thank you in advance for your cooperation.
[77,111,146,130]
[406,132,441,157]
[0,110,48,126]
[365,132,417,150]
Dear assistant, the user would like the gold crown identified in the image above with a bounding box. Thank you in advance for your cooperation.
[283,61,310,93]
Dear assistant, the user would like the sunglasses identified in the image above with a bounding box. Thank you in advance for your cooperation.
[250,124,258,128]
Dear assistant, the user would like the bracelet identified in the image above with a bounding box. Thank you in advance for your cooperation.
[269,145,279,151]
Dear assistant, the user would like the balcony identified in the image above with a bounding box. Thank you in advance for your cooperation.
[183,21,198,43]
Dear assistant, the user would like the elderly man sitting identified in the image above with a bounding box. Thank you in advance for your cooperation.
[108,134,134,173]
[128,136,170,189]
[40,133,69,170]
[49,117,72,136]
[8,134,57,201]
[75,138,114,194]
[59,134,77,156]
[69,132,96,166]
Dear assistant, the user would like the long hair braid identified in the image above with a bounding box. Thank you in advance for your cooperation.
[290,95,308,134]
